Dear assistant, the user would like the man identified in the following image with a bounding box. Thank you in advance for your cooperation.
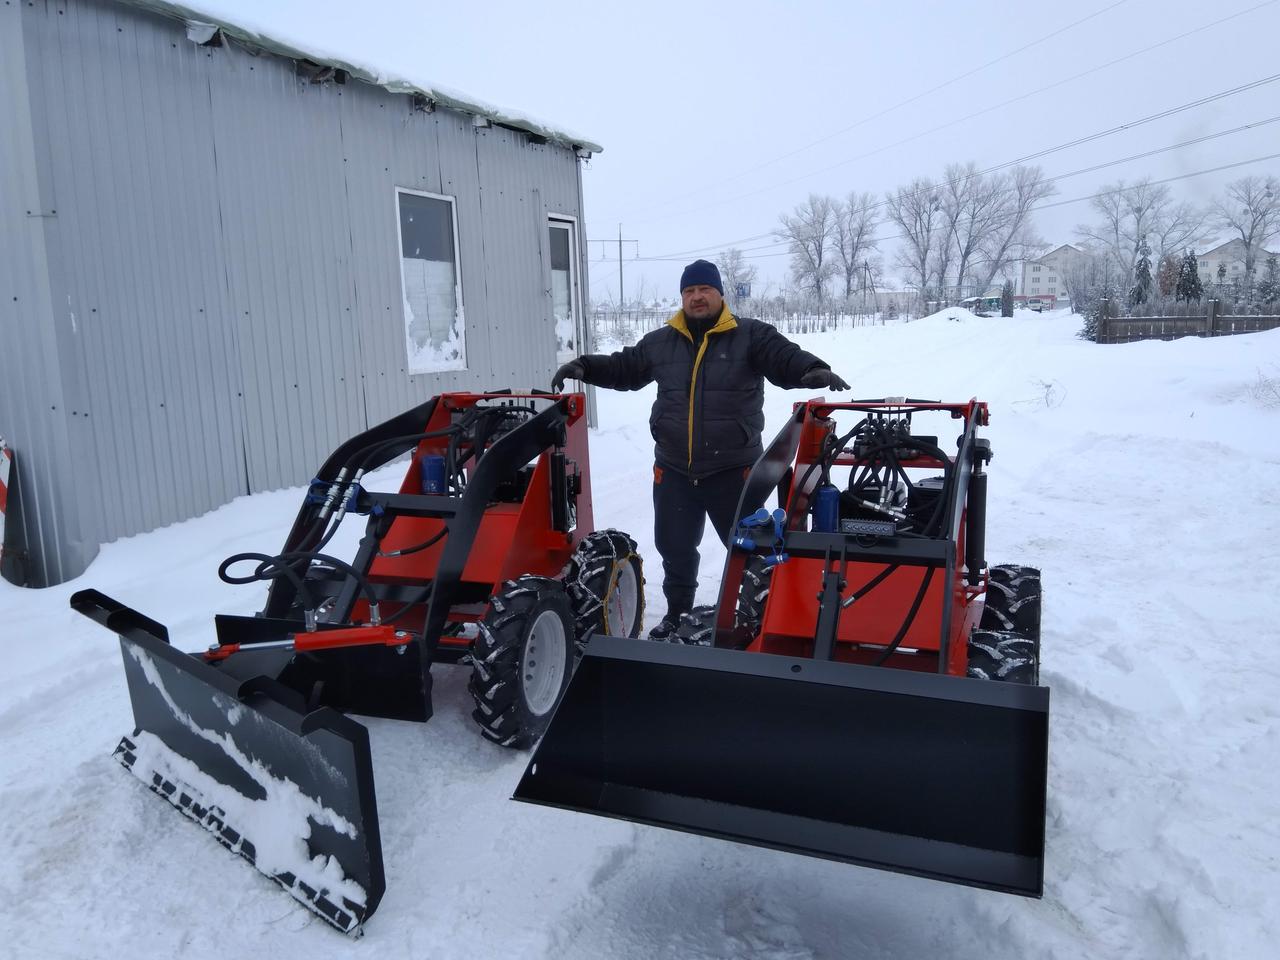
[553,259,849,639]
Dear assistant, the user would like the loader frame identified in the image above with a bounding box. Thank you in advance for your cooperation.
[516,396,1050,899]
[714,398,990,675]
[71,390,621,934]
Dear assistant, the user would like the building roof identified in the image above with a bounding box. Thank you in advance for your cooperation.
[1199,238,1242,257]
[1196,238,1279,259]
[1030,243,1085,264]
[119,0,603,154]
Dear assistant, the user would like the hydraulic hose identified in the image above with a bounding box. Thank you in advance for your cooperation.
[377,526,448,558]
[218,552,317,615]
[871,565,936,667]
[219,550,383,626]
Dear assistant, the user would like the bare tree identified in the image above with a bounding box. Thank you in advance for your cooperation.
[938,162,1018,300]
[1077,178,1203,285]
[884,177,942,301]
[1150,200,1208,265]
[1212,175,1280,293]
[831,192,878,301]
[716,248,758,311]
[776,194,839,303]
[975,166,1055,293]
[1156,253,1180,299]
[1062,246,1114,336]
[881,164,1052,307]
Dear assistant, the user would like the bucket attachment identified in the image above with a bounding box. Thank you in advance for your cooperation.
[516,636,1049,897]
[72,590,385,933]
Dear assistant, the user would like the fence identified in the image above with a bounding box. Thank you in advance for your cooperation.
[1096,300,1280,344]
[590,309,893,347]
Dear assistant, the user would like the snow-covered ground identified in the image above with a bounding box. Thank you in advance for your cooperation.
[3,309,1278,959]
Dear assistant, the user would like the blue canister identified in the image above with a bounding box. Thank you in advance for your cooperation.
[813,483,840,532]
[420,454,446,494]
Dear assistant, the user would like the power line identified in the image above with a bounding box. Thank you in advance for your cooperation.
[744,151,1280,261]
[1037,151,1280,211]
[604,150,1280,265]
[645,114,1280,260]
[628,1,1279,229]
[631,0,1133,218]
[640,74,1280,261]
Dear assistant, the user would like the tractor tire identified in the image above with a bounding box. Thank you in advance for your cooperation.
[468,576,576,748]
[734,555,774,648]
[966,629,1039,685]
[671,606,716,646]
[981,564,1041,637]
[563,530,645,651]
[666,557,774,648]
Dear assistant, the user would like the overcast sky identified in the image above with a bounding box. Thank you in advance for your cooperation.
[221,0,1279,300]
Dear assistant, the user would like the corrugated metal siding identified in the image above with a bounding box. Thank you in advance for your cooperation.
[338,86,463,423]
[23,0,250,549]
[6,0,587,585]
[201,40,366,492]
[0,0,94,587]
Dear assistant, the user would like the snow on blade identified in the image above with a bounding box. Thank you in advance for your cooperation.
[121,644,365,908]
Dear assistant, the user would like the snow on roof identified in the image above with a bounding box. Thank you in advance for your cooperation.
[1196,238,1279,258]
[1032,243,1085,263]
[1198,239,1238,257]
[118,0,603,155]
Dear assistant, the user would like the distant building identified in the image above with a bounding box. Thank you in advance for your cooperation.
[1194,238,1279,286]
[1020,244,1088,305]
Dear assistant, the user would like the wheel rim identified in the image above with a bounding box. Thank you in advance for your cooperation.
[522,609,568,716]
[605,559,640,635]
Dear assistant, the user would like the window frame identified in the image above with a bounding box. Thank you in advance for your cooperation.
[395,186,466,373]
[547,213,584,363]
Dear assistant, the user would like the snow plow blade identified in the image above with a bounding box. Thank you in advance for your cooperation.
[71,589,385,934]
[515,636,1048,897]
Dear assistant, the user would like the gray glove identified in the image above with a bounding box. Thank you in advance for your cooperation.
[552,359,586,393]
[800,367,850,391]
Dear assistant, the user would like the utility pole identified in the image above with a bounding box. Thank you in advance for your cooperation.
[862,261,870,319]
[863,260,878,322]
[586,230,637,313]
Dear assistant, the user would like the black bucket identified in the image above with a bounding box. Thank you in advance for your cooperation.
[72,590,385,933]
[515,635,1048,896]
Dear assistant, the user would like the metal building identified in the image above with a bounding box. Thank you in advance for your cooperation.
[0,0,599,586]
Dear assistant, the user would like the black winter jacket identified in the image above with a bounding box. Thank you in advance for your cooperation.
[580,307,828,478]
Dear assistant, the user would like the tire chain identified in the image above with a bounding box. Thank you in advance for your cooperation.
[467,575,558,747]
[563,529,643,653]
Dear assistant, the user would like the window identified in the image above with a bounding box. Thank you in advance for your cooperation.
[1032,265,1041,273]
[548,217,581,362]
[1048,275,1056,283]
[397,189,465,373]
[1031,287,1039,294]
[1200,261,1208,268]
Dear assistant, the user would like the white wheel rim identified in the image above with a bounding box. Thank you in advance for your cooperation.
[605,560,639,635]
[523,609,568,716]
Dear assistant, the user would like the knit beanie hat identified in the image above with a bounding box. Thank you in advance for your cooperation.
[679,259,724,295]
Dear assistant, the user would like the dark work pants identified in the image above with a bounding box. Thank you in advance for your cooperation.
[652,463,757,616]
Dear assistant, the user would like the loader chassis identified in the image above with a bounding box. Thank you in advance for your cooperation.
[714,399,989,674]
[72,392,644,934]
[518,399,1049,898]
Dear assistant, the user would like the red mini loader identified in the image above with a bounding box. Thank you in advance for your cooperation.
[72,392,644,934]
[517,398,1050,898]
